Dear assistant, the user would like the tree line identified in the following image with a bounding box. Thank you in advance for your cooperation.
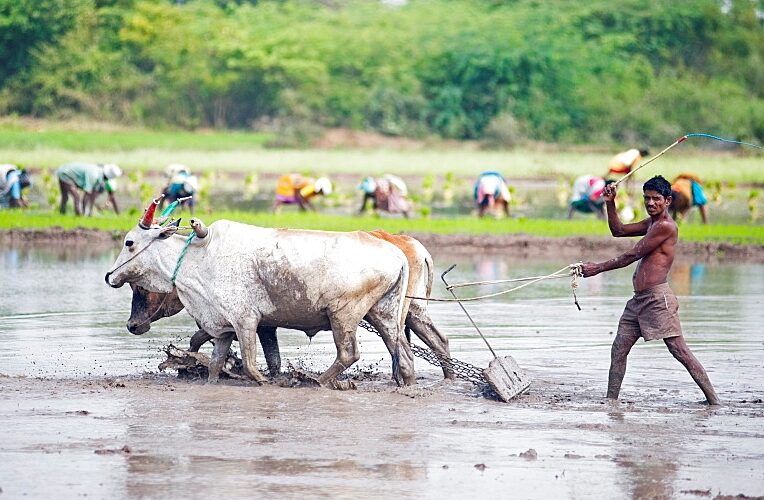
[1,0,762,146]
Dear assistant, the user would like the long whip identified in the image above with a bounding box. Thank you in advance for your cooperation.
[614,133,763,187]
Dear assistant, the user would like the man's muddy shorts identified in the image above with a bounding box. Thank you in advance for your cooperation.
[617,282,682,342]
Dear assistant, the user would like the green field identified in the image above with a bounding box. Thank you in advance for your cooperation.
[2,210,763,246]
[1,122,763,184]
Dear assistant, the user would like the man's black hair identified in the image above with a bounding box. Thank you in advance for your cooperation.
[639,148,650,156]
[643,175,672,198]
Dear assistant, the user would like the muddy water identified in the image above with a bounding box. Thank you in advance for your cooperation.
[1,244,763,498]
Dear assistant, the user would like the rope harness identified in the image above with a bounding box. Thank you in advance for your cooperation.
[171,232,197,285]
[406,262,584,309]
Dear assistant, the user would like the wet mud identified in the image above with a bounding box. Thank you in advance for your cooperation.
[1,242,763,497]
[2,371,763,499]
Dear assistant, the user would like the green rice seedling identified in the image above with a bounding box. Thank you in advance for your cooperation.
[244,173,259,200]
[40,168,58,209]
[555,176,570,208]
[421,174,434,204]
[442,172,455,206]
[749,190,760,223]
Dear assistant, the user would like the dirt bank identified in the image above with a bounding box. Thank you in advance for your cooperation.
[3,228,763,263]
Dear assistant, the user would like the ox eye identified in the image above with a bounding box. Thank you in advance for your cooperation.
[125,240,135,251]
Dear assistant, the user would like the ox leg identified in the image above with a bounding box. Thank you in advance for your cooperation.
[189,329,212,352]
[235,318,268,385]
[208,333,234,383]
[257,326,281,375]
[318,317,360,388]
[406,303,455,380]
[365,312,416,387]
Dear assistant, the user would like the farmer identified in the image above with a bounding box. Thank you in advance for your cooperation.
[580,175,720,405]
[568,175,614,219]
[358,174,411,217]
[606,147,650,178]
[0,164,30,209]
[160,163,198,215]
[670,173,708,224]
[272,173,332,212]
[473,171,511,218]
[56,161,122,216]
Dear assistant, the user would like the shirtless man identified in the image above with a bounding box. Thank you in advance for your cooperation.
[581,175,720,405]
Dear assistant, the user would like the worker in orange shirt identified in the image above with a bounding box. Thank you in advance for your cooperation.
[272,174,332,212]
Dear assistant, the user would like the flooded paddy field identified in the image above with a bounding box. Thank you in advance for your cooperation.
[1,242,763,498]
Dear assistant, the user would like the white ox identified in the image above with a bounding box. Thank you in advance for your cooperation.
[105,201,416,386]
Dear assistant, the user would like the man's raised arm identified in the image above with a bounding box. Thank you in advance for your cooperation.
[604,184,649,237]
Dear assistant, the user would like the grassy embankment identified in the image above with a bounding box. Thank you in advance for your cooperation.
[1,122,763,183]
[2,210,763,246]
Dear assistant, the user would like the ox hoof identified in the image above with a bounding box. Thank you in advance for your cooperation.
[329,379,357,391]
[244,370,268,386]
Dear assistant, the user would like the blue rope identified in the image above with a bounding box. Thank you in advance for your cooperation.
[684,133,763,150]
[171,233,196,285]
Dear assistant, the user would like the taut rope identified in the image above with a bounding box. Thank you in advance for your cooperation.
[406,263,584,305]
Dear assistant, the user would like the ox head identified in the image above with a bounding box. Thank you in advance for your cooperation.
[105,196,180,292]
[127,284,185,335]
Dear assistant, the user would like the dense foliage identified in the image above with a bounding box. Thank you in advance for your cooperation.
[1,0,762,145]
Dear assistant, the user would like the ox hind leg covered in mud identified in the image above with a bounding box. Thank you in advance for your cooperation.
[364,266,416,386]
[406,301,455,380]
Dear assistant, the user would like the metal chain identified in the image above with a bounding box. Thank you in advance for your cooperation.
[358,320,488,387]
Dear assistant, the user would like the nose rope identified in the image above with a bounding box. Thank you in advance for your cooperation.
[105,238,160,286]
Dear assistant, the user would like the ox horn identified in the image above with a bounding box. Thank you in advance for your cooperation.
[139,195,164,229]
[190,218,208,238]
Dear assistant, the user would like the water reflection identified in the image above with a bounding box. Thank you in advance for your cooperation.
[671,263,706,296]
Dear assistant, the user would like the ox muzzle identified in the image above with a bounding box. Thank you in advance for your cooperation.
[104,271,124,288]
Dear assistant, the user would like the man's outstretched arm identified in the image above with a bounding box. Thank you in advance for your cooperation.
[582,220,674,277]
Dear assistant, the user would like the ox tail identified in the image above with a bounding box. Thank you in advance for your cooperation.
[424,252,434,301]
[391,259,409,386]
[395,259,409,333]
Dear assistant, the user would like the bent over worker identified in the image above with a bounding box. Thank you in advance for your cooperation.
[568,175,614,219]
[474,171,511,218]
[272,173,332,212]
[358,174,411,217]
[606,147,649,177]
[580,176,720,405]
[671,173,709,224]
[160,163,198,215]
[56,161,122,216]
[0,164,30,209]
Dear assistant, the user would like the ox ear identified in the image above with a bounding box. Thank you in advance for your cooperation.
[157,219,180,240]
